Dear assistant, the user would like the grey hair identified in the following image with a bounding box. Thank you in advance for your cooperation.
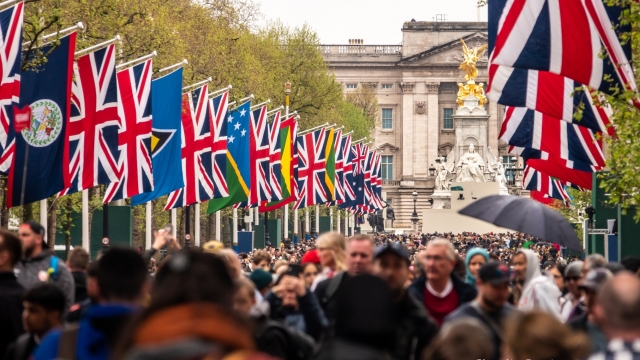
[584,254,606,271]
[427,238,456,261]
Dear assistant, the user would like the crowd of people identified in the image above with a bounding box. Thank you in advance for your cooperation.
[1,221,640,360]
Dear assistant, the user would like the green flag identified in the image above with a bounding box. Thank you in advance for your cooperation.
[324,128,336,201]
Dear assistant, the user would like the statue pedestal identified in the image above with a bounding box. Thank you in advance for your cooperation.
[431,191,451,210]
[499,186,510,196]
[453,96,490,169]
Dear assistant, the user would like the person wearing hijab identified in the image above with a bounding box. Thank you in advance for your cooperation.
[465,248,489,288]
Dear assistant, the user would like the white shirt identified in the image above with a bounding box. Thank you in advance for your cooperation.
[426,278,453,298]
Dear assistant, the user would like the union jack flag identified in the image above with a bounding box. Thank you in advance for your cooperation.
[61,44,119,195]
[488,0,635,96]
[372,152,383,209]
[242,105,272,208]
[487,65,614,135]
[523,165,572,203]
[341,136,355,202]
[510,146,599,190]
[166,84,217,209]
[339,143,368,212]
[294,128,329,209]
[0,2,23,174]
[500,107,605,168]
[268,111,283,202]
[208,91,230,199]
[104,59,153,202]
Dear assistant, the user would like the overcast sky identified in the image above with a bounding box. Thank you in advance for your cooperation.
[257,0,488,44]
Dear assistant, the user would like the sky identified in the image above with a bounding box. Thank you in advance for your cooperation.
[257,0,488,44]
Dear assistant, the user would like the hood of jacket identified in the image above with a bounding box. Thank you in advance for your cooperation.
[464,248,489,287]
[518,249,541,288]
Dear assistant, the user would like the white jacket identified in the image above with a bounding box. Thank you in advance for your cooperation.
[517,249,562,319]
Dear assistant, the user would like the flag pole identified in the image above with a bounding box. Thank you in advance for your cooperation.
[305,208,310,238]
[228,94,254,109]
[82,190,89,251]
[116,51,157,70]
[209,85,233,98]
[336,210,340,234]
[250,99,270,110]
[145,202,152,249]
[171,208,177,238]
[352,137,368,145]
[215,210,221,240]
[298,122,329,136]
[40,199,47,244]
[329,207,333,231]
[284,81,291,243]
[156,59,188,75]
[341,131,353,137]
[185,205,191,247]
[267,106,284,116]
[315,205,320,236]
[233,208,238,246]
[0,0,22,10]
[75,35,121,56]
[195,203,200,247]
[182,77,212,92]
[23,22,84,47]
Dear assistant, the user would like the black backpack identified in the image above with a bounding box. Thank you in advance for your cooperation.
[259,320,315,360]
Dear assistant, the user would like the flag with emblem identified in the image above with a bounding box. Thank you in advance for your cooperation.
[260,116,297,212]
[207,101,251,213]
[294,128,330,209]
[60,44,119,196]
[0,2,23,175]
[208,90,230,199]
[131,68,184,205]
[104,59,154,202]
[7,32,76,207]
[165,84,219,209]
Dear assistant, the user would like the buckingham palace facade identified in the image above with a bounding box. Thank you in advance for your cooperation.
[321,21,518,226]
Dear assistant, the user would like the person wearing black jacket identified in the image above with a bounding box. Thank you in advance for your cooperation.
[373,243,439,360]
[0,230,25,358]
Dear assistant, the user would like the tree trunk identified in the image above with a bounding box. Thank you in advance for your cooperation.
[47,199,57,251]
[22,203,33,223]
[222,212,231,247]
[208,212,215,241]
[131,205,143,250]
[65,197,72,259]
[0,177,8,229]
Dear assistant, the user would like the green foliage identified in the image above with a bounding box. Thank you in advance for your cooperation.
[555,189,591,241]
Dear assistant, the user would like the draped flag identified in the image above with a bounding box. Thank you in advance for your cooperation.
[61,44,119,196]
[209,90,230,199]
[260,116,297,212]
[207,101,251,213]
[268,111,283,202]
[294,128,329,209]
[0,2,23,174]
[487,65,614,135]
[488,0,635,96]
[244,105,271,208]
[330,129,346,205]
[523,165,571,202]
[500,107,606,168]
[372,152,383,209]
[131,68,184,205]
[165,84,218,209]
[324,128,336,202]
[339,143,367,212]
[340,135,355,204]
[7,33,76,207]
[511,146,598,189]
[104,59,153,202]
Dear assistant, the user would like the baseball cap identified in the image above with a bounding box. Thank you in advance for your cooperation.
[580,268,613,292]
[301,249,321,264]
[374,242,410,265]
[478,261,511,285]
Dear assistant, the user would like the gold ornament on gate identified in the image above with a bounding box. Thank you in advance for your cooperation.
[456,39,488,108]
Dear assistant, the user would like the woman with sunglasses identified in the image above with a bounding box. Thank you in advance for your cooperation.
[561,261,584,322]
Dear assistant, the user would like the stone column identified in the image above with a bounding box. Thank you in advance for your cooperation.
[413,83,428,178]
[400,82,415,186]
[488,100,499,152]
[426,82,440,169]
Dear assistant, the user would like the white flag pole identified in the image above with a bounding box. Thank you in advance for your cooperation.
[82,190,89,251]
[194,203,201,246]
[145,202,152,249]
[40,199,47,244]
[254,208,259,226]
[171,208,177,238]
[284,204,289,241]
[305,208,310,235]
[215,210,221,240]
[329,207,333,231]
[233,208,238,245]
[315,205,320,235]
[294,208,299,238]
[336,210,341,234]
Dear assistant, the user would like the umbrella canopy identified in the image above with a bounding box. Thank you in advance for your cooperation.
[458,195,583,251]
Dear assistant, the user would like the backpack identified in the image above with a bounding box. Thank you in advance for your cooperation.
[319,272,344,309]
[48,256,60,281]
[258,320,314,360]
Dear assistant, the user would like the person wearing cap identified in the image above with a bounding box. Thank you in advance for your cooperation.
[15,221,75,311]
[372,242,438,360]
[568,268,613,355]
[249,269,274,297]
[561,261,584,322]
[445,261,518,360]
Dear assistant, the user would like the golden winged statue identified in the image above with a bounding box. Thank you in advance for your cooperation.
[459,39,488,82]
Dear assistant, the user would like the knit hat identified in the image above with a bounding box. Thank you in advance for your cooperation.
[301,249,321,265]
[249,269,273,291]
[202,240,224,254]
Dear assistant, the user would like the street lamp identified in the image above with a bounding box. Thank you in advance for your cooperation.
[410,191,419,231]
[429,164,436,177]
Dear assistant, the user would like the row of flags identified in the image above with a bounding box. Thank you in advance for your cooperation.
[487,0,635,203]
[0,1,382,215]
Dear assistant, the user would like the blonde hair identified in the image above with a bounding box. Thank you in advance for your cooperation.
[427,238,456,261]
[317,232,347,272]
[505,311,590,360]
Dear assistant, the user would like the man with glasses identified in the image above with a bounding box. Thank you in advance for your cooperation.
[561,261,583,322]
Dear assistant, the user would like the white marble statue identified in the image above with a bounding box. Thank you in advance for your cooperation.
[487,146,508,191]
[456,144,486,182]
[434,152,456,191]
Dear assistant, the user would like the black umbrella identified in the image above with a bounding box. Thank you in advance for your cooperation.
[458,195,583,251]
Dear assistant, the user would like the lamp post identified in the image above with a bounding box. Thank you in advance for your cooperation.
[429,164,436,177]
[410,190,419,232]
[284,81,291,243]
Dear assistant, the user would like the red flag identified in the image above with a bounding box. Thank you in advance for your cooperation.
[13,105,31,132]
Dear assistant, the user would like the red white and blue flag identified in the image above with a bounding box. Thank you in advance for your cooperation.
[487,65,614,136]
[268,110,283,202]
[61,44,119,195]
[294,128,329,209]
[523,165,571,202]
[208,90,230,199]
[340,135,355,203]
[339,143,368,212]
[165,84,218,209]
[104,59,153,202]
[0,2,23,174]
[243,105,272,208]
[500,107,605,168]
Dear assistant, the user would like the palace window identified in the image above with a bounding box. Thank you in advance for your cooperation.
[443,108,454,129]
[382,108,393,129]
[503,156,516,182]
[382,84,393,89]
[381,155,393,180]
[346,83,357,89]
[442,83,453,90]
